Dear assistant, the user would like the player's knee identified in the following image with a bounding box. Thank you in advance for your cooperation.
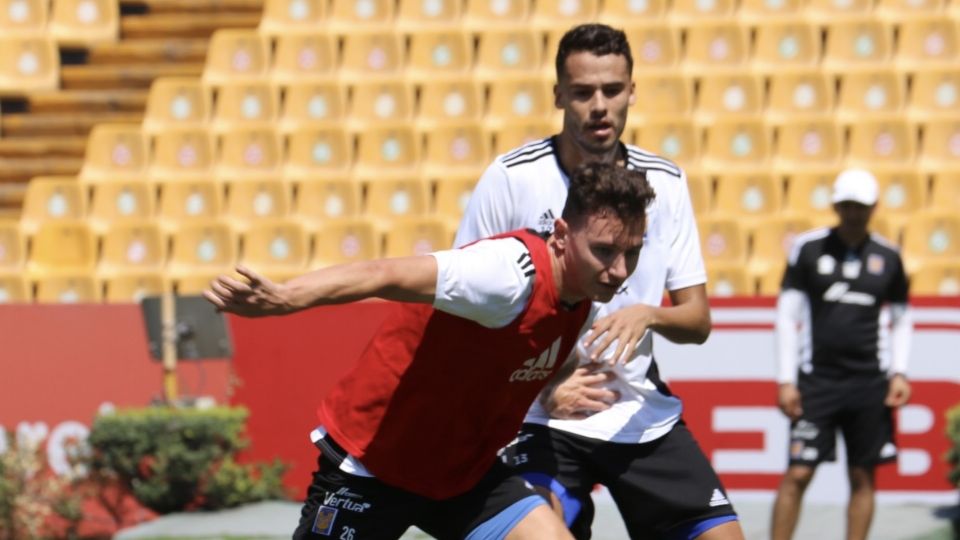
[505,505,574,540]
[784,465,816,488]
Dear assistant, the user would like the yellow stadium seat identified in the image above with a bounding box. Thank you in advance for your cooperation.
[876,0,946,21]
[156,180,224,228]
[530,0,598,31]
[908,68,960,123]
[822,20,893,73]
[806,0,874,22]
[347,80,415,130]
[421,123,491,182]
[873,169,926,236]
[396,0,461,31]
[166,220,238,279]
[269,32,337,86]
[210,81,279,134]
[0,220,25,271]
[686,173,713,216]
[462,0,530,31]
[259,0,327,37]
[738,0,805,23]
[698,216,748,263]
[485,76,554,130]
[0,0,48,37]
[748,215,815,279]
[34,275,99,303]
[622,23,681,73]
[149,128,215,182]
[695,74,765,122]
[782,171,842,225]
[919,119,960,173]
[310,218,380,267]
[909,260,960,296]
[702,119,772,172]
[670,0,736,24]
[928,173,960,211]
[87,180,155,232]
[27,221,97,275]
[895,16,958,70]
[417,77,484,127]
[384,217,451,258]
[405,30,473,83]
[713,172,782,220]
[284,126,354,180]
[683,22,751,75]
[846,120,918,168]
[98,221,165,276]
[239,219,309,280]
[489,121,554,156]
[173,272,229,296]
[628,74,693,124]
[339,30,405,83]
[766,70,835,122]
[215,127,283,181]
[20,177,87,236]
[293,178,362,225]
[364,178,430,225]
[101,272,166,303]
[223,180,291,230]
[599,0,667,21]
[143,77,211,134]
[774,119,844,172]
[434,176,478,229]
[78,123,148,184]
[752,21,821,72]
[633,120,701,173]
[901,211,960,271]
[474,29,543,82]
[706,264,753,297]
[0,274,30,303]
[203,30,269,86]
[836,70,905,123]
[0,36,58,93]
[328,0,395,31]
[278,81,347,132]
[757,262,787,296]
[48,0,118,46]
[353,126,421,181]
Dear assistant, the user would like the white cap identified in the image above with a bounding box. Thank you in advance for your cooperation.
[832,169,878,206]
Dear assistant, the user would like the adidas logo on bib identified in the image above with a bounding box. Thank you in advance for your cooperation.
[709,489,729,507]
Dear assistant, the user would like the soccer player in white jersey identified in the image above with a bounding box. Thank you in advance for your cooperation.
[455,24,744,540]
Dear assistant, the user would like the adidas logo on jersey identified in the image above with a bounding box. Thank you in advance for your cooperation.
[537,209,556,234]
[708,489,729,507]
[510,338,562,382]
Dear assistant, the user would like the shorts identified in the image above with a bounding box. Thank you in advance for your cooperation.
[789,372,897,468]
[293,434,545,540]
[500,421,738,540]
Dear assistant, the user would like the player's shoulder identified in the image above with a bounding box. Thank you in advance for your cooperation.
[868,231,902,256]
[788,227,832,263]
[624,144,683,179]
[496,137,557,171]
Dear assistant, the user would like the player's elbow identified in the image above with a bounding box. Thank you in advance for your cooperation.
[690,317,712,344]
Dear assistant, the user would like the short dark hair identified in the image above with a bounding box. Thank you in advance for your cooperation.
[555,24,633,82]
[562,162,654,230]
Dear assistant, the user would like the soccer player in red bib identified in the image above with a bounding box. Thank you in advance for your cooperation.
[204,162,655,540]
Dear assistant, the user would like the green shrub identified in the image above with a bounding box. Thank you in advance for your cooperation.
[947,402,960,487]
[87,406,288,514]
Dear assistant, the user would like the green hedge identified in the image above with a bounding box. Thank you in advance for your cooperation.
[87,406,287,514]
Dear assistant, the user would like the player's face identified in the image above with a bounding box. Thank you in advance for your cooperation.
[834,201,875,232]
[564,212,645,303]
[555,52,635,157]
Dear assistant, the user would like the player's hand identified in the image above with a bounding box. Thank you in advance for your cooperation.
[583,304,654,365]
[778,383,803,421]
[544,364,620,420]
[203,265,291,317]
[885,374,911,407]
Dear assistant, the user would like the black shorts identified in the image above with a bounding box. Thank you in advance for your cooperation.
[790,372,897,468]
[500,421,737,540]
[293,435,544,540]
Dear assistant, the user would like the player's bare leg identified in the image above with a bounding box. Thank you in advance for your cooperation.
[694,520,745,540]
[846,466,875,540]
[533,485,566,522]
[771,465,816,540]
[506,504,574,539]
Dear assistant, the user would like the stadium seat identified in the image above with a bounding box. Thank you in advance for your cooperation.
[766,70,835,122]
[259,0,327,37]
[33,275,99,303]
[383,217,451,258]
[416,77,484,127]
[686,173,713,216]
[27,221,97,275]
[876,0,945,20]
[405,30,473,83]
[223,180,291,230]
[628,74,693,124]
[156,180,224,228]
[530,0,598,31]
[928,173,960,211]
[489,121,554,156]
[143,77,211,134]
[0,35,58,93]
[396,0,461,31]
[78,123,149,184]
[149,128,216,182]
[310,217,380,267]
[0,274,29,303]
[239,219,309,280]
[484,76,555,130]
[706,264,753,297]
[683,22,751,75]
[836,70,905,123]
[210,81,279,134]
[909,260,960,295]
[347,80,415,130]
[752,21,821,72]
[87,180,155,232]
[434,176,478,230]
[919,119,960,173]
[48,0,118,46]
[901,211,960,272]
[713,172,782,221]
[100,272,166,303]
[695,73,765,123]
[328,0,395,31]
[873,169,926,237]
[0,0,48,37]
[846,120,917,168]
[166,220,238,279]
[20,177,87,236]
[757,262,787,296]
[293,178,362,225]
[352,126,421,181]
[737,0,805,23]
[598,0,667,21]
[670,0,736,24]
[269,32,337,87]
[908,68,960,123]
[215,127,283,182]
[782,171,843,226]
[98,221,165,276]
[698,216,748,263]
[701,119,772,172]
[278,81,347,132]
[0,220,25,271]
[284,126,354,180]
[774,119,844,172]
[173,272,228,295]
[621,23,681,73]
[203,30,270,86]
[633,120,701,173]
[748,215,815,281]
[364,178,431,226]
[822,19,893,73]
[895,16,958,70]
[339,30,405,84]
[462,0,530,31]
[421,123,491,182]
[474,29,544,82]
[806,0,874,23]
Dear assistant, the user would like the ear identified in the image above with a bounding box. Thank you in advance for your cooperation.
[628,80,637,106]
[553,218,570,249]
[553,83,562,110]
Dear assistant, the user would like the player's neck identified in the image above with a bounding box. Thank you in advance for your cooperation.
[555,132,624,176]
[836,225,870,248]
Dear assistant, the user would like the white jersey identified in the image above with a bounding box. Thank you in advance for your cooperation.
[454,137,706,443]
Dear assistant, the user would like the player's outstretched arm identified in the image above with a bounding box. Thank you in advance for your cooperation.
[204,257,438,317]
